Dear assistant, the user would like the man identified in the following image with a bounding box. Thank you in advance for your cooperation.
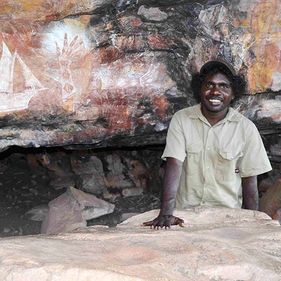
[144,59,272,229]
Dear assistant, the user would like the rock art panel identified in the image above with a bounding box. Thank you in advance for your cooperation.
[0,0,280,150]
[0,41,47,112]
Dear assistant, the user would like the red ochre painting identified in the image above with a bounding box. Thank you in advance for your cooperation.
[0,0,280,148]
[0,17,173,134]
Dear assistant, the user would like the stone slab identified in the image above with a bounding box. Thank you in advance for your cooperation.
[0,207,281,280]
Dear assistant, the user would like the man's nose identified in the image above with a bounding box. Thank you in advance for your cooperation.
[210,84,220,94]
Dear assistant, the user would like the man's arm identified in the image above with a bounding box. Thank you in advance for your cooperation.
[143,157,183,228]
[241,176,259,210]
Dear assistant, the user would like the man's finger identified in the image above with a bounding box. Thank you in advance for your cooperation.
[143,220,153,226]
[173,217,184,227]
[171,217,184,225]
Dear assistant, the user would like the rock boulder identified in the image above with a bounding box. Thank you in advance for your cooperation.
[0,207,281,280]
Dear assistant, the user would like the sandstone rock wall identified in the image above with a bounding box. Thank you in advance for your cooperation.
[0,0,280,154]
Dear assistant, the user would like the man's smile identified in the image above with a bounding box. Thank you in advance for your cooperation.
[207,98,222,106]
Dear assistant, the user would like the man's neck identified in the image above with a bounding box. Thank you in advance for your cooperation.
[201,106,229,126]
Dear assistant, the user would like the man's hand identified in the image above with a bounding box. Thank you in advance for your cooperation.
[143,214,184,229]
[143,157,183,229]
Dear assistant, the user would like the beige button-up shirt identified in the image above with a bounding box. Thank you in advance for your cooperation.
[162,104,272,209]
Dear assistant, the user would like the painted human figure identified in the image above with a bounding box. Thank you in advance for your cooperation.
[144,60,272,228]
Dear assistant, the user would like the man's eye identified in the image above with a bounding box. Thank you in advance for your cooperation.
[219,84,230,89]
[205,82,214,89]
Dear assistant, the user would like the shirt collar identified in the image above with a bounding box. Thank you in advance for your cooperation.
[189,104,241,123]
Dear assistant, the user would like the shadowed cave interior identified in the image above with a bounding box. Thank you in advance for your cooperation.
[0,143,280,237]
[0,145,164,237]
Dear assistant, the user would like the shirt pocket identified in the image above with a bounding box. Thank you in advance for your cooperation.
[186,143,202,175]
[217,149,243,181]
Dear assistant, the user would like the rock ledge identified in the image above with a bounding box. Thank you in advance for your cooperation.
[0,207,281,281]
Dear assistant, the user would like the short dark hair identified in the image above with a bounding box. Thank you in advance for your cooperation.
[191,60,247,103]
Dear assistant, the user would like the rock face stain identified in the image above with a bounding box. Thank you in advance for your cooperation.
[243,0,281,92]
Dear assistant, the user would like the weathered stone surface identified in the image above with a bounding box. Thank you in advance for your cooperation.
[71,155,106,194]
[260,178,281,222]
[41,186,115,234]
[0,207,281,280]
[25,204,49,221]
[0,0,111,22]
[235,94,281,127]
[0,0,280,151]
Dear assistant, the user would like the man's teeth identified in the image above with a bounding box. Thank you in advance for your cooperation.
[209,99,222,105]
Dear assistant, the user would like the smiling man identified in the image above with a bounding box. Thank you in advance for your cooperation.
[144,59,272,229]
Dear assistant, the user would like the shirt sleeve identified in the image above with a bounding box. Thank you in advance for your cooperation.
[161,113,186,162]
[239,122,272,177]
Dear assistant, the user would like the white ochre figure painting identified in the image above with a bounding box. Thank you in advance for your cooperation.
[0,41,46,113]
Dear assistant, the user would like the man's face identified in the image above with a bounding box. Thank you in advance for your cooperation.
[200,72,234,114]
